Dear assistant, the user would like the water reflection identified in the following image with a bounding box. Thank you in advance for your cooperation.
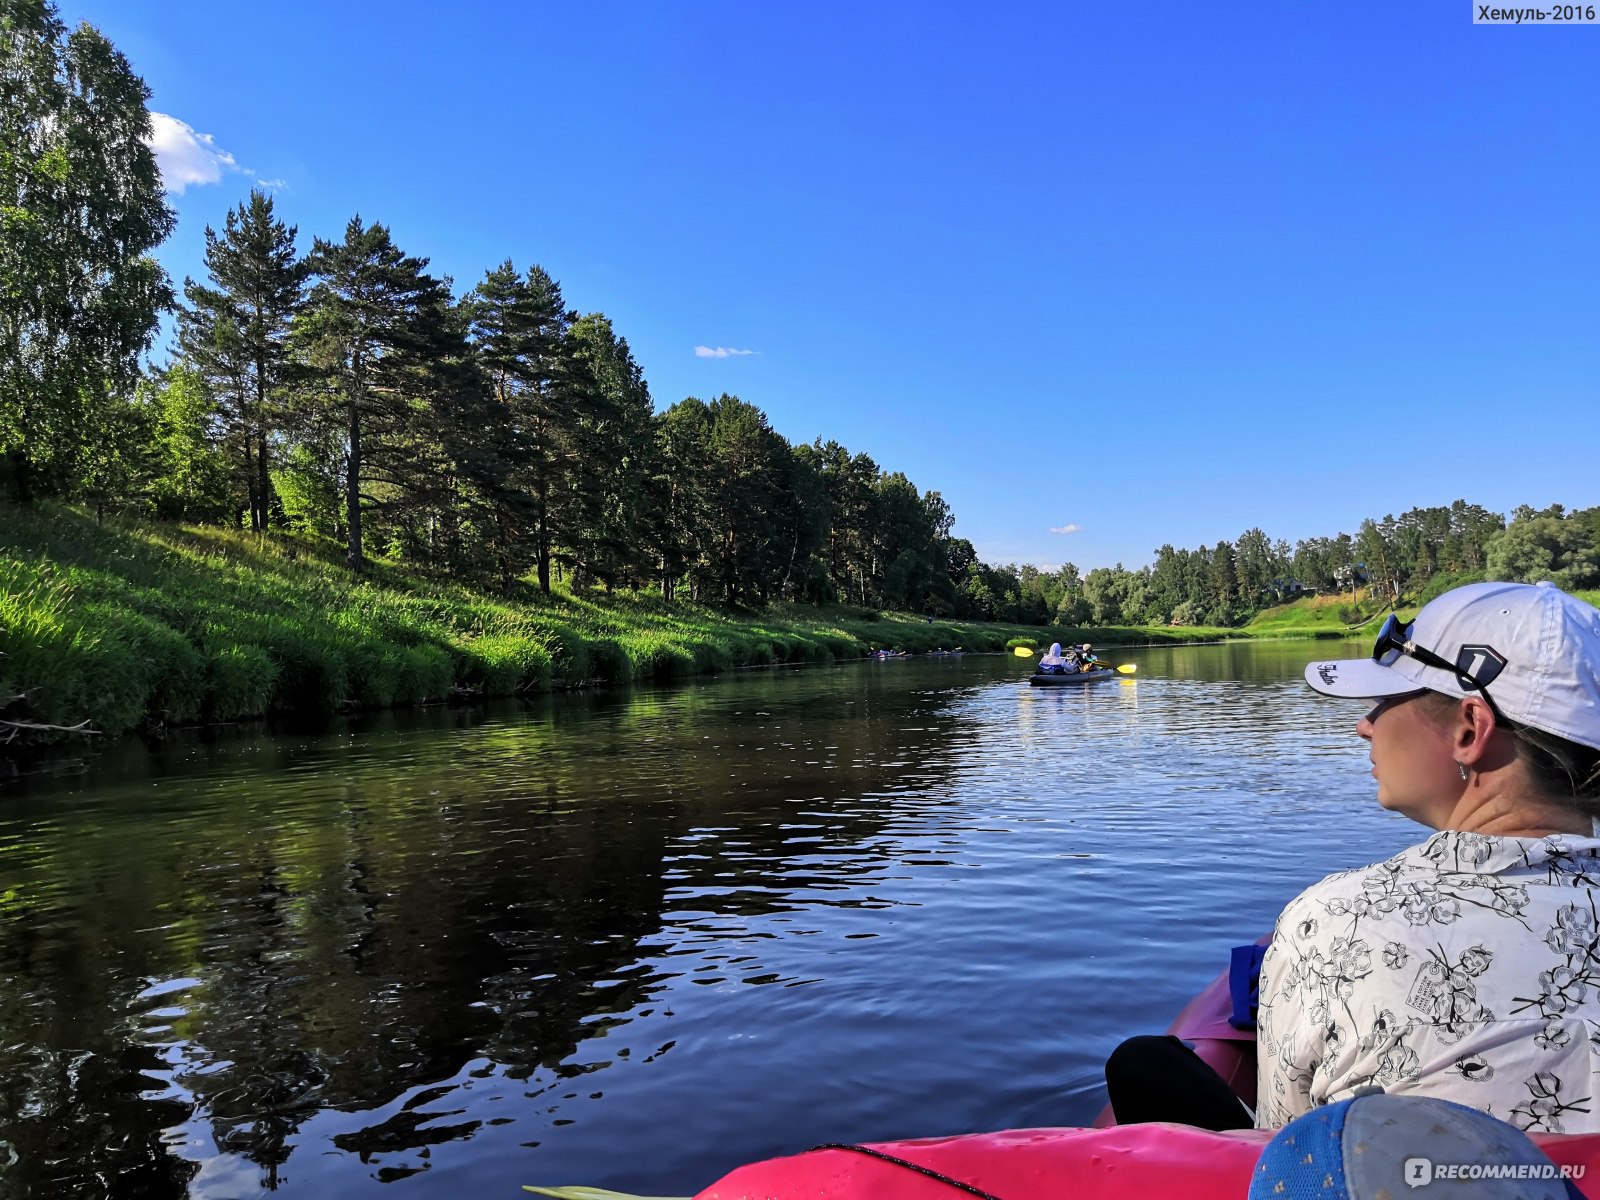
[0,642,1409,1198]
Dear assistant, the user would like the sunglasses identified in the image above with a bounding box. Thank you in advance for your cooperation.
[1362,690,1427,725]
[1371,613,1508,726]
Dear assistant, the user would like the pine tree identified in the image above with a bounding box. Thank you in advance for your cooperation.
[562,313,654,589]
[177,191,306,531]
[298,216,449,570]
[426,338,506,579]
[649,399,716,603]
[776,444,832,603]
[467,262,570,592]
[808,441,880,605]
[1208,539,1240,614]
[698,394,792,605]
[376,292,482,567]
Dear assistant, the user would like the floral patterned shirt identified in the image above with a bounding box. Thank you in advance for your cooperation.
[1257,829,1600,1133]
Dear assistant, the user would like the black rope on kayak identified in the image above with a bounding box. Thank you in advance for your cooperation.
[807,1143,1008,1200]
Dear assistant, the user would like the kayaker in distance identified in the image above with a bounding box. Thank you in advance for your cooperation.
[1107,580,1600,1134]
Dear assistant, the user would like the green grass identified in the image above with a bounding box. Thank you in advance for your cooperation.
[1249,583,1600,640]
[1243,593,1395,638]
[0,502,1317,744]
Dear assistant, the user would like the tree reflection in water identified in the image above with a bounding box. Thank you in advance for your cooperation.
[0,666,975,1196]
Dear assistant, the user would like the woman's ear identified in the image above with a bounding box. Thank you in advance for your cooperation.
[1454,697,1498,766]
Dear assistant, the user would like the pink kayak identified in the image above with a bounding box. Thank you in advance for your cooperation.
[687,963,1600,1200]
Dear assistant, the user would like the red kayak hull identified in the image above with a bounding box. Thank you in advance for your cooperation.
[698,1124,1600,1200]
[695,963,1600,1198]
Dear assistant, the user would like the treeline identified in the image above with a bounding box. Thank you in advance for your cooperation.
[978,501,1600,628]
[12,189,985,617]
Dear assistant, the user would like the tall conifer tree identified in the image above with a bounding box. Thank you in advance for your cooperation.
[178,190,306,530]
[468,262,570,592]
[561,313,653,588]
[375,290,483,567]
[299,216,447,570]
[649,399,716,603]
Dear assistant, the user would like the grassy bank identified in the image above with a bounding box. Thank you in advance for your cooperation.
[6,508,1597,751]
[1243,584,1600,639]
[1243,594,1392,637]
[1,504,1249,744]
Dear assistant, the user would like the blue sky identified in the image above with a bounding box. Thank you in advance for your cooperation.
[65,0,1599,572]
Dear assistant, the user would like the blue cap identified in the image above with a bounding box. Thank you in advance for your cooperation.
[1248,1094,1579,1199]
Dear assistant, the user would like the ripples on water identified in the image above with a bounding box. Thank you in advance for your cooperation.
[0,640,1420,1198]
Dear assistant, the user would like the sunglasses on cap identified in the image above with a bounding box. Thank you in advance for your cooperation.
[1371,613,1508,726]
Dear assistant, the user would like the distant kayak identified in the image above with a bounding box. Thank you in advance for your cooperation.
[1028,667,1117,686]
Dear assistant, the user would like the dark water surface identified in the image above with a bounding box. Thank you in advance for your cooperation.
[0,642,1424,1198]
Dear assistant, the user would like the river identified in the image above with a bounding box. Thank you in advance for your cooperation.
[0,640,1423,1199]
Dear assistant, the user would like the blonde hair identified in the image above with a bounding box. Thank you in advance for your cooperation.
[1420,691,1600,813]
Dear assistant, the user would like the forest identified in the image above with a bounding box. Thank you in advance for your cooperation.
[1008,501,1600,628]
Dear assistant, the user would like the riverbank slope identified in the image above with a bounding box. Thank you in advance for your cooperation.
[1,504,1336,743]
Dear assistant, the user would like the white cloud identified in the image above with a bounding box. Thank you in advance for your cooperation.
[1049,523,1083,535]
[694,345,756,358]
[146,112,282,194]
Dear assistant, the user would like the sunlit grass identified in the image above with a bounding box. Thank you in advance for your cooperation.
[1245,594,1395,638]
[0,502,1262,741]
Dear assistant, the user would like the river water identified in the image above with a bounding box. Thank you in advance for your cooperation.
[0,640,1426,1199]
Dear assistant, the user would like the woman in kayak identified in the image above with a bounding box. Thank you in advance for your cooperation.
[1037,643,1071,674]
[1109,580,1600,1134]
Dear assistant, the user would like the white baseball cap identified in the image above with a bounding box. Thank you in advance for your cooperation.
[1304,580,1600,751]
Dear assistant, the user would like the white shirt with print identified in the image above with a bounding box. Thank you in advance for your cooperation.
[1257,829,1600,1133]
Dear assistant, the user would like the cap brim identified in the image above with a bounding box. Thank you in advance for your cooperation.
[1304,657,1421,699]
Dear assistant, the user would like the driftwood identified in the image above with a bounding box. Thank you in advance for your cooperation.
[1,718,100,744]
[0,692,99,745]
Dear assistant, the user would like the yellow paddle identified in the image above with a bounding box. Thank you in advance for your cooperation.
[1028,660,1139,674]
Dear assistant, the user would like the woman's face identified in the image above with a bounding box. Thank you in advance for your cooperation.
[1356,691,1462,827]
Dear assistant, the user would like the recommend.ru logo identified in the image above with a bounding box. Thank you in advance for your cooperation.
[1404,1156,1586,1187]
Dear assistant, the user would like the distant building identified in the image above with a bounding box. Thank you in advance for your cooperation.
[1332,562,1370,591]
[1269,578,1318,600]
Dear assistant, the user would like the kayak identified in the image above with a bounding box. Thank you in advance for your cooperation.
[536,962,1600,1200]
[666,964,1600,1200]
[1028,667,1117,686]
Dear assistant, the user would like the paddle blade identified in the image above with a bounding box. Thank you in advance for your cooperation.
[524,1188,689,1200]
[1116,664,1138,674]
[1013,646,1035,657]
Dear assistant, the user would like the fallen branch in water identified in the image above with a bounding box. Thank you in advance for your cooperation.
[1,718,100,744]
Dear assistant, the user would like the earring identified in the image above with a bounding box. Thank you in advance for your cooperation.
[1458,761,1471,782]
